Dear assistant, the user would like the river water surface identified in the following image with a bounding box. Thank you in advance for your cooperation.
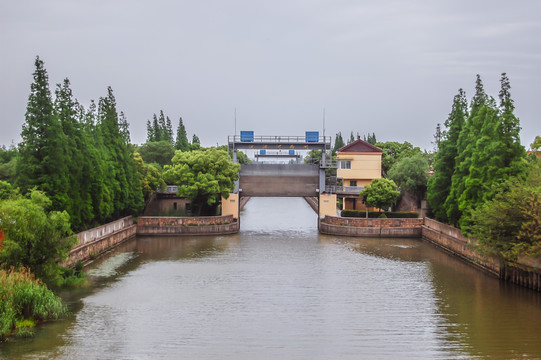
[1,197,541,359]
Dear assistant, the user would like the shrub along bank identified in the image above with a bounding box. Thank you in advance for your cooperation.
[0,267,67,341]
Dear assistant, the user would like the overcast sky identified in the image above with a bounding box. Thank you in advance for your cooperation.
[1,0,540,151]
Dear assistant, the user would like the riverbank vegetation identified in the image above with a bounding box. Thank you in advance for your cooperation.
[0,267,67,341]
[427,73,540,261]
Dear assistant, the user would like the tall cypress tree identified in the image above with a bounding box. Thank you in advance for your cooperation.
[445,75,487,225]
[16,56,70,212]
[146,120,154,142]
[427,89,467,222]
[97,87,143,218]
[332,132,345,155]
[175,116,190,151]
[158,110,167,141]
[151,114,160,141]
[54,78,95,230]
[166,116,174,144]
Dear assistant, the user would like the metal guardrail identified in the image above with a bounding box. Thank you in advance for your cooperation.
[228,135,332,144]
[325,185,365,194]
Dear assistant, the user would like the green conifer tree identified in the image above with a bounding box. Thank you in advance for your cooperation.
[175,117,190,151]
[445,75,487,225]
[427,89,467,222]
[16,56,70,212]
[166,116,174,145]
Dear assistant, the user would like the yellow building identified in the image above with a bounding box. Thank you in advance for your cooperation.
[336,138,382,210]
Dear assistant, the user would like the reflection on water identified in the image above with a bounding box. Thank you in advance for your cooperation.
[1,198,540,359]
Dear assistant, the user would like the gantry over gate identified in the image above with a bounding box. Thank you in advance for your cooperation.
[228,132,332,197]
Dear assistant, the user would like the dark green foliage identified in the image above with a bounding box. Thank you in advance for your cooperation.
[360,178,400,212]
[428,74,526,231]
[97,87,144,218]
[54,79,94,231]
[16,57,70,212]
[332,132,345,155]
[427,89,467,222]
[0,190,77,285]
[348,131,355,144]
[175,117,190,151]
[146,110,176,145]
[388,154,429,197]
[137,140,175,168]
[0,145,17,183]
[469,161,540,262]
[341,209,419,218]
[363,132,377,145]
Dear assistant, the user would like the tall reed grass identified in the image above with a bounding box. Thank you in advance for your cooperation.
[0,267,67,340]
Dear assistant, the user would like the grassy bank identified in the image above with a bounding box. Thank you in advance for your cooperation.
[0,267,67,341]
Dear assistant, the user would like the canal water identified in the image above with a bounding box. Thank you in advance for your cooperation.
[2,197,541,359]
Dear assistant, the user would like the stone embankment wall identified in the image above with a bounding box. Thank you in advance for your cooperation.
[66,216,136,267]
[423,218,541,291]
[422,218,500,276]
[320,216,423,238]
[137,215,239,236]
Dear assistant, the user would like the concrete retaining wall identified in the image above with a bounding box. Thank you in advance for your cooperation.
[421,219,500,276]
[75,216,133,246]
[137,215,239,235]
[66,217,136,267]
[423,218,541,291]
[319,216,423,238]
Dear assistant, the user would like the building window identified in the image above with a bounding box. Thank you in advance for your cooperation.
[350,180,357,187]
[340,160,351,169]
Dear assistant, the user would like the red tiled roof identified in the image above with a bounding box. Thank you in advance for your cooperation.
[338,139,382,153]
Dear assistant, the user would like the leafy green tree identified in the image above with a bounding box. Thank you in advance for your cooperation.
[137,140,175,168]
[175,117,190,151]
[0,145,17,183]
[16,56,70,212]
[304,149,322,164]
[427,89,468,222]
[360,178,400,212]
[162,148,240,215]
[388,153,429,197]
[0,180,17,200]
[469,161,540,262]
[375,141,422,176]
[0,190,77,285]
[531,136,541,151]
[134,152,166,200]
